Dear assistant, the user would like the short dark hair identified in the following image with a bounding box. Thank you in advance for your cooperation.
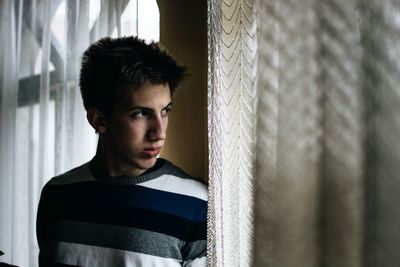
[79,36,187,114]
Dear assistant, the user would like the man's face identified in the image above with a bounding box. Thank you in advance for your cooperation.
[102,83,171,176]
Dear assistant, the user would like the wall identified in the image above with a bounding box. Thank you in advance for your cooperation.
[157,0,208,181]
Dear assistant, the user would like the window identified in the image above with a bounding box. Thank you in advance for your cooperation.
[0,1,160,265]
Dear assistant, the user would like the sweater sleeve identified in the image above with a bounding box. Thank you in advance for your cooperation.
[36,183,53,267]
[180,198,207,267]
[183,256,207,267]
[181,238,207,267]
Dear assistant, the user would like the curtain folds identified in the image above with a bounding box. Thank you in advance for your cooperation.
[208,0,400,266]
[254,0,322,266]
[0,0,19,264]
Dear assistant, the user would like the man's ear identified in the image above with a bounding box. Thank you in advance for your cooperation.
[87,108,107,134]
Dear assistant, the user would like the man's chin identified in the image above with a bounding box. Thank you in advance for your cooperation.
[136,157,158,170]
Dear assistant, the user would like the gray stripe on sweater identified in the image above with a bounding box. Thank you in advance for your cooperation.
[48,220,187,260]
[181,240,207,260]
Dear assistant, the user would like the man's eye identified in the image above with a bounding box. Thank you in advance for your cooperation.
[161,107,172,117]
[131,110,147,118]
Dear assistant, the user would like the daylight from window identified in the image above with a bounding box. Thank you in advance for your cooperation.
[34,0,160,75]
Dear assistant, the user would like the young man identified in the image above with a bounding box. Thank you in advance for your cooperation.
[36,37,207,266]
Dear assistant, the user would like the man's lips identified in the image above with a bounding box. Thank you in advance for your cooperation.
[143,147,161,157]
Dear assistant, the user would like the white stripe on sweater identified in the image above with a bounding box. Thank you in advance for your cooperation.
[138,174,208,201]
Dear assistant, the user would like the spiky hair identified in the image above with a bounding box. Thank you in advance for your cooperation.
[79,36,187,114]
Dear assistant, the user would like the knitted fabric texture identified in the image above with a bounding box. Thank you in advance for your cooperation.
[37,158,207,267]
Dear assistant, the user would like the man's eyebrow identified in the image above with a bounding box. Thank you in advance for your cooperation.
[129,102,172,111]
[129,106,153,111]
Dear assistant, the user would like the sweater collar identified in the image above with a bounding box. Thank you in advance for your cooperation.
[88,157,171,185]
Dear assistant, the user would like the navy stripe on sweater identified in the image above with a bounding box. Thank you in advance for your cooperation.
[42,181,206,222]
[39,184,206,242]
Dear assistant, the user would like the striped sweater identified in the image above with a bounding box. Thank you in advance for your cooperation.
[36,158,207,267]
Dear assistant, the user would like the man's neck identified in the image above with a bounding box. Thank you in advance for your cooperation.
[93,141,146,177]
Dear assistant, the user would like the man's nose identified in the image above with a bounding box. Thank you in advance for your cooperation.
[148,116,166,141]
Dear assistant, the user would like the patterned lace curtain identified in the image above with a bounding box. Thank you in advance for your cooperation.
[0,0,159,266]
[207,0,400,266]
[207,0,257,266]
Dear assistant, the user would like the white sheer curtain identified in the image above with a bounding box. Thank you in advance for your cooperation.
[207,0,257,266]
[207,0,400,266]
[0,0,159,266]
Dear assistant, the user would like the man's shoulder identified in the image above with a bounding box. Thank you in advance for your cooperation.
[143,159,208,201]
[46,161,95,186]
[161,159,204,182]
